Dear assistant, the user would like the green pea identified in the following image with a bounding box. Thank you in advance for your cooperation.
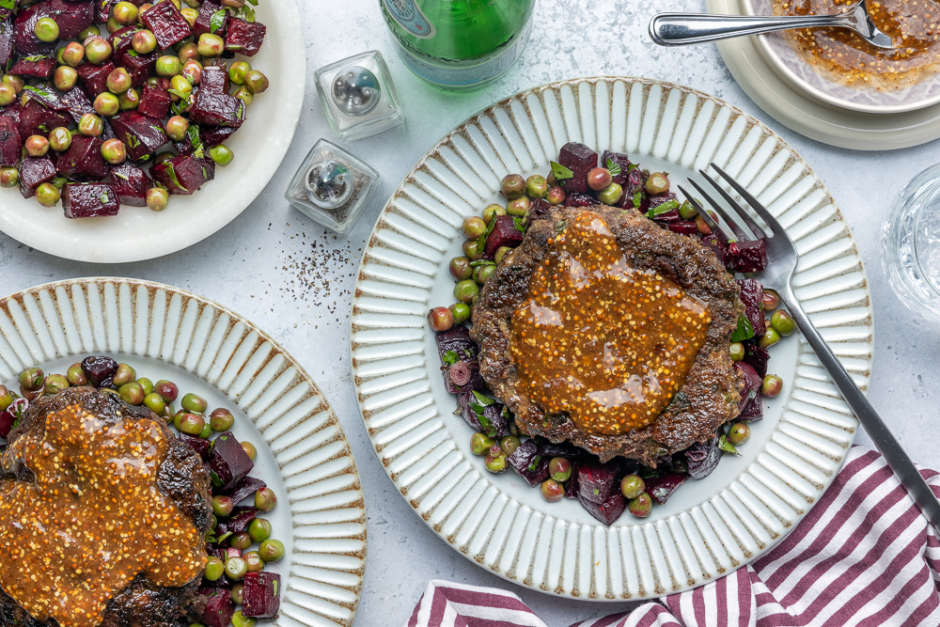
[137,377,154,395]
[248,518,272,543]
[232,611,256,627]
[204,557,224,581]
[143,392,165,415]
[181,392,207,413]
[258,539,284,563]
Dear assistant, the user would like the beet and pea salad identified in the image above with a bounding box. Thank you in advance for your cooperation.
[427,142,796,526]
[0,356,281,627]
[0,0,269,217]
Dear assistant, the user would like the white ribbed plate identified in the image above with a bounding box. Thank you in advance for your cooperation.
[350,77,873,600]
[0,277,365,626]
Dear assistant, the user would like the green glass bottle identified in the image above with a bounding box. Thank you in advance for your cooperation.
[380,0,535,90]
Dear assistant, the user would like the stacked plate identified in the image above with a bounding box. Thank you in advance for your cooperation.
[708,0,940,150]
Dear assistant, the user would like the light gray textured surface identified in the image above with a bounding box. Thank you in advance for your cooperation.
[0,1,935,625]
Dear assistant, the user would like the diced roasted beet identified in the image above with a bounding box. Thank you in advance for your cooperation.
[0,19,12,67]
[563,191,595,208]
[138,83,172,119]
[18,99,71,142]
[434,325,484,394]
[14,5,54,56]
[578,490,626,526]
[483,214,524,258]
[578,459,620,505]
[81,355,118,387]
[110,25,141,60]
[110,161,150,207]
[174,125,236,155]
[535,437,589,460]
[47,0,94,38]
[667,219,698,235]
[526,197,551,225]
[737,278,765,338]
[14,0,92,56]
[122,51,157,87]
[57,135,109,180]
[686,438,722,480]
[200,65,230,95]
[151,155,213,195]
[564,459,582,499]
[208,430,254,491]
[226,506,257,533]
[0,117,20,167]
[225,17,266,57]
[507,439,549,487]
[9,55,55,78]
[190,90,245,127]
[96,0,115,22]
[111,110,167,161]
[701,234,730,268]
[648,192,677,212]
[140,0,192,49]
[222,475,267,505]
[0,410,13,438]
[194,0,226,37]
[734,361,762,419]
[601,150,631,185]
[744,344,770,379]
[201,588,235,627]
[0,102,21,127]
[63,183,121,218]
[729,239,768,273]
[179,432,211,461]
[456,391,507,439]
[557,142,597,194]
[77,62,115,98]
[18,156,55,198]
[206,545,228,562]
[620,167,647,210]
[645,472,687,505]
[242,572,280,619]
[61,87,95,124]
[650,208,679,222]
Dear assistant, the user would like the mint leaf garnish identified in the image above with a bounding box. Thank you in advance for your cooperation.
[646,199,680,218]
[605,158,622,178]
[729,315,755,343]
[550,161,573,181]
[442,350,458,366]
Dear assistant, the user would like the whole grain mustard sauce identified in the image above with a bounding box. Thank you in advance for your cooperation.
[510,212,711,436]
[773,0,940,89]
[0,405,206,627]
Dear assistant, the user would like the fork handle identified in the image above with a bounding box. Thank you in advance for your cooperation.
[781,289,940,534]
[649,12,850,46]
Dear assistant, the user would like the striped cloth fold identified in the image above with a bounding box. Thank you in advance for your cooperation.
[406,448,940,627]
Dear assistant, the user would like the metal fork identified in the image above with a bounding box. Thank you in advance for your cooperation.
[650,0,894,49]
[678,164,940,535]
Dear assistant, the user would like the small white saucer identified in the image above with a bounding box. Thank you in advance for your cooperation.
[707,0,940,150]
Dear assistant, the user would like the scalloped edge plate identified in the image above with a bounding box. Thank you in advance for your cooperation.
[0,277,365,625]
[350,76,872,600]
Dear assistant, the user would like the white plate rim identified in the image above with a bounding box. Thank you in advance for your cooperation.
[0,276,366,626]
[349,76,873,600]
[0,0,306,264]
[741,0,940,115]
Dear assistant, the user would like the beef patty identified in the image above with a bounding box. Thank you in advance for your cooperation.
[0,387,212,627]
[471,205,744,465]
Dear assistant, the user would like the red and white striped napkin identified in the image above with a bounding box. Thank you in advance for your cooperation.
[405,448,940,627]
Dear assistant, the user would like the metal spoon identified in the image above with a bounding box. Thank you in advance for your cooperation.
[649,1,893,49]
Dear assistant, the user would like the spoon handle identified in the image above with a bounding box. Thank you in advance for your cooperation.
[649,12,844,46]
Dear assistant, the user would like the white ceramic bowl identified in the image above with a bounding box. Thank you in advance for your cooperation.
[351,77,874,600]
[0,278,365,627]
[0,2,306,263]
[744,0,940,114]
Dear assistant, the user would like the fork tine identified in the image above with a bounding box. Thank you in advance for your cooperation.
[699,169,766,239]
[681,181,729,245]
[710,163,789,240]
[697,193,751,242]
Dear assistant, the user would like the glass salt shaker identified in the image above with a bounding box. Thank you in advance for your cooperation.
[284,139,379,233]
[314,50,404,141]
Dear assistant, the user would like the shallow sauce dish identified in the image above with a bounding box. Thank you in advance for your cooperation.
[351,77,874,599]
[0,278,365,627]
[0,1,305,263]
[744,0,940,114]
